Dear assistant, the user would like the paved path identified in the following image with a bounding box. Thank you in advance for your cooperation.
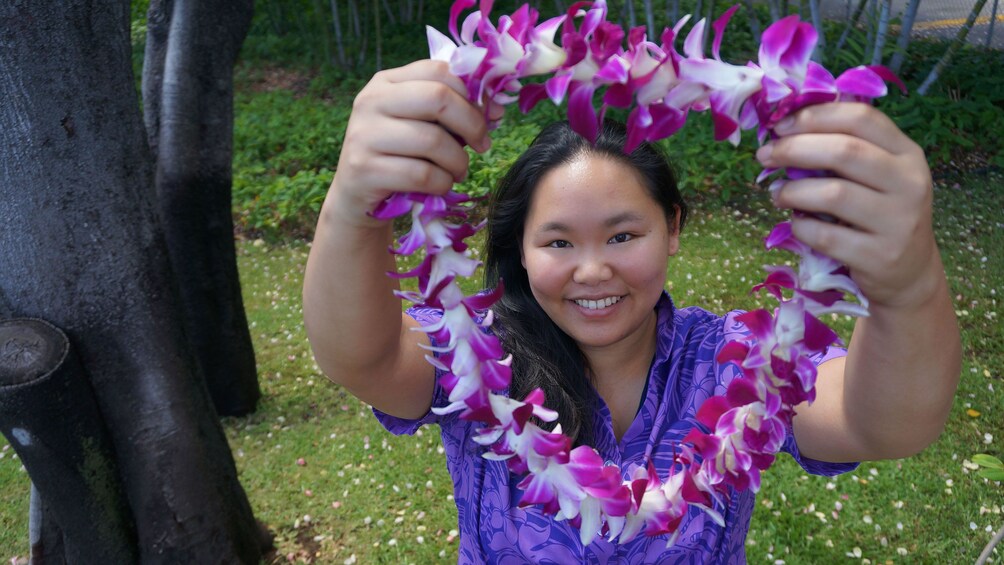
[818,0,1004,49]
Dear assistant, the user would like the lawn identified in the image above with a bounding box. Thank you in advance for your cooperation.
[5,170,997,563]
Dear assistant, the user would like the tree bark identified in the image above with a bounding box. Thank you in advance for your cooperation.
[144,0,261,417]
[0,2,265,561]
[29,484,67,565]
[0,320,136,563]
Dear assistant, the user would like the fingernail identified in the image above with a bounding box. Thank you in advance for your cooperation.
[775,116,795,133]
[756,144,773,164]
[480,135,492,151]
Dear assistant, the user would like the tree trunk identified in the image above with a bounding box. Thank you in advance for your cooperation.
[143,0,261,417]
[835,0,869,54]
[703,0,716,52]
[313,0,334,68]
[357,0,370,67]
[29,484,67,565]
[331,0,348,68]
[864,0,878,64]
[0,320,136,563]
[889,0,922,74]
[643,0,656,40]
[381,0,397,26]
[374,0,383,71]
[809,0,825,62]
[742,0,762,44]
[0,2,266,561]
[668,0,680,25]
[351,0,362,39]
[871,0,892,65]
[918,0,991,94]
[767,0,781,22]
[986,0,999,47]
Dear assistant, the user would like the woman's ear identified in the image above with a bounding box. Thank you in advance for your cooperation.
[667,205,681,256]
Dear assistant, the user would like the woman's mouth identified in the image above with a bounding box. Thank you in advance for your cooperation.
[573,296,623,310]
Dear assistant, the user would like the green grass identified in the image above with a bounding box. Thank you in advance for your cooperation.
[4,173,999,562]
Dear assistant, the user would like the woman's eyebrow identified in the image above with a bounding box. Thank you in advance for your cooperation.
[537,221,569,233]
[536,212,645,233]
[605,211,645,227]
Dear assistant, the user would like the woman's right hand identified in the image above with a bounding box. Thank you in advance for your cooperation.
[329,60,500,228]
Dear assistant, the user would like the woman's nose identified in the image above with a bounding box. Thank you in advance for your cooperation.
[572,252,613,285]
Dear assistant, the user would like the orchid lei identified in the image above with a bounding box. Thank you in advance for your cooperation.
[372,0,904,547]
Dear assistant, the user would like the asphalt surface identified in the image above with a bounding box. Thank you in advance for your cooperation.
[817,0,1004,49]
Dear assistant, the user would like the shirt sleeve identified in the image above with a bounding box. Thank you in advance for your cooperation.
[371,306,452,436]
[719,311,859,477]
[780,344,859,477]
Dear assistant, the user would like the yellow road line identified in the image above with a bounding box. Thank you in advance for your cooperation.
[913,14,1004,31]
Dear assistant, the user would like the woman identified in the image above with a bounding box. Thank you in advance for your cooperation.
[303,60,960,562]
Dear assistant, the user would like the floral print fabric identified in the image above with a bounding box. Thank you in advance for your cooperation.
[375,292,856,563]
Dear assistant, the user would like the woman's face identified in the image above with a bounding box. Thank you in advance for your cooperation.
[520,153,679,354]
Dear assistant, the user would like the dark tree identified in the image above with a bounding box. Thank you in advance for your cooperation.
[144,0,261,417]
[0,1,266,561]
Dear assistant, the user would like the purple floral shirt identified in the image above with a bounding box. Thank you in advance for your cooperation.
[375,293,856,563]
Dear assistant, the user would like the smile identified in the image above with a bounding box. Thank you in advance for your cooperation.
[573,296,622,310]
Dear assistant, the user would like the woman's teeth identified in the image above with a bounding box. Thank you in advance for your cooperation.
[574,296,621,310]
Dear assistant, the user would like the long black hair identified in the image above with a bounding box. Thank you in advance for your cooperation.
[484,120,688,447]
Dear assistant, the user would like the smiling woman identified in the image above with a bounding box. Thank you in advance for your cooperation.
[302,1,960,561]
[487,121,685,448]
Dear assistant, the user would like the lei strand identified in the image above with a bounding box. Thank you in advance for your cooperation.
[371,0,904,547]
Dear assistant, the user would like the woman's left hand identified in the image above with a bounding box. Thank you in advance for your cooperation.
[756,102,941,310]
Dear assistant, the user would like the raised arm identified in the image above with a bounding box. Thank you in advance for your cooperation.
[759,102,962,462]
[303,60,496,419]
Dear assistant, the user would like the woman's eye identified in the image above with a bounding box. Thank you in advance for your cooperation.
[608,233,633,244]
[547,240,571,249]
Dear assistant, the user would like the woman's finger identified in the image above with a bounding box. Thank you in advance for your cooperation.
[788,214,880,271]
[376,60,471,101]
[774,177,887,234]
[368,79,491,153]
[355,154,457,196]
[757,133,901,193]
[368,118,472,183]
[772,102,919,157]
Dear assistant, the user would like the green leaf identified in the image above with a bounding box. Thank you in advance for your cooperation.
[977,468,1004,482]
[972,454,1004,469]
